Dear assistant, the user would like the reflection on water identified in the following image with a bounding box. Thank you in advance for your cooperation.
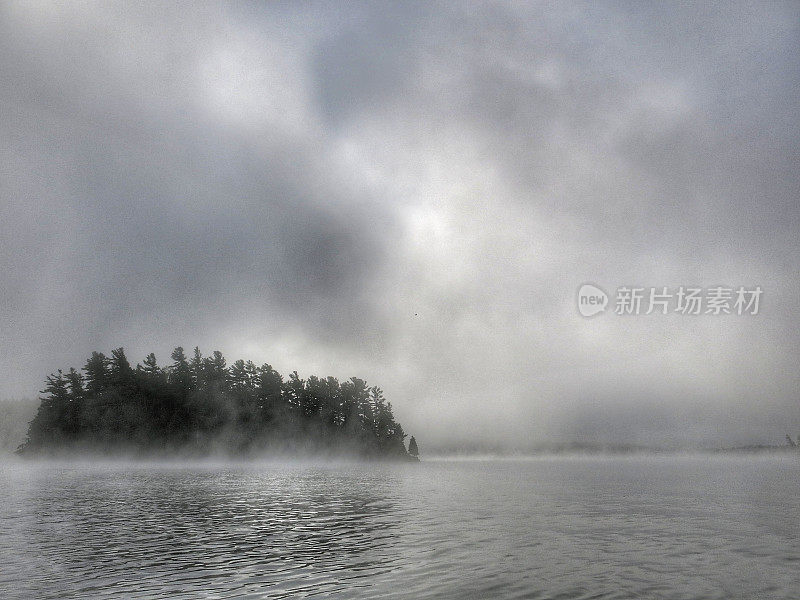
[1,456,799,599]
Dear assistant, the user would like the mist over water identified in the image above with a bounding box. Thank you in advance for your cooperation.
[2,456,799,600]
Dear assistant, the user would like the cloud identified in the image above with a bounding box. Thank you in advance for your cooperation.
[1,1,798,448]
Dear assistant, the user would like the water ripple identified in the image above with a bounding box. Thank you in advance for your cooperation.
[1,456,799,599]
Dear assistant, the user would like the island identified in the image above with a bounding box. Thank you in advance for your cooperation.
[17,347,418,460]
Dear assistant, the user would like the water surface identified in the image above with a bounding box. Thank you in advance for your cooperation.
[1,455,798,599]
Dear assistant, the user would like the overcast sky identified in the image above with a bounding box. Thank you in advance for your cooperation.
[1,1,798,449]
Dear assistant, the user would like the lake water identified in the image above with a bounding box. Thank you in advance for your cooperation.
[1,455,798,599]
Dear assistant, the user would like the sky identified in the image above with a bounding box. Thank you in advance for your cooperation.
[1,1,798,450]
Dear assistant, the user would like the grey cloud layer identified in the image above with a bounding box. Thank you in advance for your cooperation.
[1,1,798,448]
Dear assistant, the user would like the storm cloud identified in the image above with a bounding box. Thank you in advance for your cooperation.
[1,1,798,449]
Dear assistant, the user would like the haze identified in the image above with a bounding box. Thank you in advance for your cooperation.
[1,1,798,451]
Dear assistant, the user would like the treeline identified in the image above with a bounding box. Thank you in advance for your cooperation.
[18,347,417,460]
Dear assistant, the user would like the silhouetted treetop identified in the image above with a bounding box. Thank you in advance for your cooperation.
[408,436,419,458]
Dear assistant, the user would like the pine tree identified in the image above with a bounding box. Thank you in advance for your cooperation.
[141,353,160,375]
[408,436,419,457]
[24,370,71,449]
[285,371,304,409]
[83,352,110,395]
[109,347,133,387]
[256,364,283,421]
[365,387,382,431]
[341,377,368,430]
[230,359,249,389]
[63,367,85,437]
[64,367,84,400]
[244,360,258,386]
[205,351,227,384]
[170,347,191,392]
[190,347,204,388]
[320,376,341,426]
[303,376,324,418]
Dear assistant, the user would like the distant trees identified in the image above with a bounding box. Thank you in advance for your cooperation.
[18,347,417,460]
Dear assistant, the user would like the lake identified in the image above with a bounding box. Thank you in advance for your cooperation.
[1,455,798,599]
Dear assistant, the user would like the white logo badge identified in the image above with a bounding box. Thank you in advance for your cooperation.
[577,284,608,317]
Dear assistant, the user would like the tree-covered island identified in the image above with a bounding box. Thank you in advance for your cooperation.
[17,347,418,460]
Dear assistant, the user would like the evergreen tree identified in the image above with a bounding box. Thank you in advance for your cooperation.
[83,352,110,395]
[320,376,341,426]
[24,370,71,449]
[63,367,84,436]
[285,371,304,409]
[408,436,419,457]
[170,347,191,392]
[109,347,133,387]
[230,359,249,389]
[141,353,160,376]
[244,360,258,384]
[256,364,283,421]
[303,376,324,418]
[205,351,227,384]
[64,367,85,400]
[190,346,204,388]
[341,377,368,430]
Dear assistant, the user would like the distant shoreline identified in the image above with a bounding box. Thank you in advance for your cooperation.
[420,444,800,459]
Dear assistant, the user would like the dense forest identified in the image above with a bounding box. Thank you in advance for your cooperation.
[17,347,417,460]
